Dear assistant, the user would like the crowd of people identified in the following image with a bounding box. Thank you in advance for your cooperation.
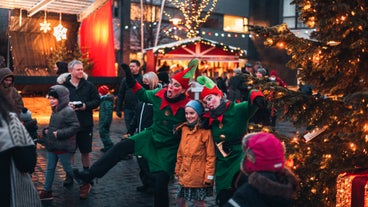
[0,58,298,207]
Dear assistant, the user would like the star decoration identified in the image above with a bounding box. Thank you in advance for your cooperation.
[53,24,67,41]
[40,19,51,33]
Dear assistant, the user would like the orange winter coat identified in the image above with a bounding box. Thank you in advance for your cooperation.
[175,124,216,188]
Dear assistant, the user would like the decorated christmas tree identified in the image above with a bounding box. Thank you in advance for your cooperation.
[248,0,368,206]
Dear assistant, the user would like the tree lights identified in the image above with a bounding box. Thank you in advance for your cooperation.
[165,0,218,39]
[247,1,368,205]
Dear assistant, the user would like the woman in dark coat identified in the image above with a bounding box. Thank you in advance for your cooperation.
[0,92,39,206]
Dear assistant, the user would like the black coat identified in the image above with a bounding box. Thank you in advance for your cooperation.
[63,75,100,130]
[224,169,298,207]
[116,73,143,112]
[127,101,153,135]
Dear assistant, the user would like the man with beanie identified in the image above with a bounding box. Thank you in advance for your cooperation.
[224,132,298,207]
[0,67,24,116]
[116,60,143,129]
[74,59,199,207]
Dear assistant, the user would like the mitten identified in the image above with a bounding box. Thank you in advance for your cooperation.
[121,63,136,88]
[254,96,266,108]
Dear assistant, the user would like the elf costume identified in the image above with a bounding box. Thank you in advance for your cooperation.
[197,76,265,206]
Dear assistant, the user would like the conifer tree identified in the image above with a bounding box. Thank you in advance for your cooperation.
[249,1,368,206]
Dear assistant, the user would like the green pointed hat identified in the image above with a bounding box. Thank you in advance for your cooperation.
[197,75,223,100]
[172,58,199,89]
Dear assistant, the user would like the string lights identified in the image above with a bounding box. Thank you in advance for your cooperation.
[165,0,218,39]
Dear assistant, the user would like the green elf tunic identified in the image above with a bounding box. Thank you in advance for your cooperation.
[129,86,190,176]
[203,100,258,194]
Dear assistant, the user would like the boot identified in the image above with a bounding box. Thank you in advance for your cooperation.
[74,139,135,183]
[63,173,73,187]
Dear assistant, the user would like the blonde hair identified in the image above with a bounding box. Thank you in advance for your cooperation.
[143,72,159,89]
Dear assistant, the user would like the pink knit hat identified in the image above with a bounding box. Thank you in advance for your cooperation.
[241,132,285,174]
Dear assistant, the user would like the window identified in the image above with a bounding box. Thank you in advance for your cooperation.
[283,0,307,29]
[223,15,248,33]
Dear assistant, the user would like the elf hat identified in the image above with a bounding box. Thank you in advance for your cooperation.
[171,58,199,90]
[197,76,223,100]
[241,132,285,175]
[98,85,109,95]
[185,100,204,116]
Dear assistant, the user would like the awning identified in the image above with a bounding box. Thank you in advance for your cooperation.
[0,0,108,21]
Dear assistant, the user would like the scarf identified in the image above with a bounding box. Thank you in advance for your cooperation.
[0,113,34,153]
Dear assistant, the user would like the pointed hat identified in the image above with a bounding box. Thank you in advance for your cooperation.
[197,75,223,100]
[172,58,199,89]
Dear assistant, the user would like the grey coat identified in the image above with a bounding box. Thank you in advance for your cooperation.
[44,85,80,153]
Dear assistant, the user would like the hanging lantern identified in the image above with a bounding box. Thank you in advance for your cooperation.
[40,11,51,33]
[53,13,67,41]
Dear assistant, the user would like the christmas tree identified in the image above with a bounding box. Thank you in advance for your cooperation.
[249,0,368,206]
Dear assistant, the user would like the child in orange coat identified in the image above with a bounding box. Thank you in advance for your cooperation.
[175,100,216,207]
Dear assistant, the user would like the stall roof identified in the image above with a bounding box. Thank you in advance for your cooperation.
[0,0,108,21]
[145,37,247,62]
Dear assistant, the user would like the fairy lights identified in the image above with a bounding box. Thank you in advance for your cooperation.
[165,0,218,38]
[53,13,67,41]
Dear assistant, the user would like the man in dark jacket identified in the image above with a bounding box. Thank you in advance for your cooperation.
[116,60,143,130]
[60,59,100,198]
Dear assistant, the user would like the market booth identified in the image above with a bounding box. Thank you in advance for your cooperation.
[0,0,118,95]
[145,37,247,77]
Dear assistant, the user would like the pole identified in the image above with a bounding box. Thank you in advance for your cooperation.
[140,0,144,56]
[154,0,166,47]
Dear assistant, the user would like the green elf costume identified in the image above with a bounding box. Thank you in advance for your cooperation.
[74,59,199,207]
[197,76,265,206]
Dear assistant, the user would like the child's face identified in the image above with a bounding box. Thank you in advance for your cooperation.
[185,107,199,124]
[48,96,59,107]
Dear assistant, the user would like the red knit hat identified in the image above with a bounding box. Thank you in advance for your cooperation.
[98,85,109,95]
[241,132,285,175]
[197,76,223,100]
[171,58,199,90]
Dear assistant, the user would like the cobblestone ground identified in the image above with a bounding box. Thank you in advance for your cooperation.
[26,97,299,207]
[32,113,217,207]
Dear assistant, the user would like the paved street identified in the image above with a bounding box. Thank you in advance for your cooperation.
[26,97,298,207]
[32,113,217,207]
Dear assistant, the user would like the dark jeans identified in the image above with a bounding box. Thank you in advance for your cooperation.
[137,156,155,188]
[88,139,170,207]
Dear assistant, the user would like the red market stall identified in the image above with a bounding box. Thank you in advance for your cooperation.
[145,37,247,76]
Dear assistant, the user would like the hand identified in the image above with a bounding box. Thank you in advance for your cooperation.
[116,111,122,118]
[121,63,136,88]
[254,96,266,108]
[204,182,212,186]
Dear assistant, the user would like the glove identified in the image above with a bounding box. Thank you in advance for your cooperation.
[121,63,136,88]
[254,96,266,109]
[116,111,122,118]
